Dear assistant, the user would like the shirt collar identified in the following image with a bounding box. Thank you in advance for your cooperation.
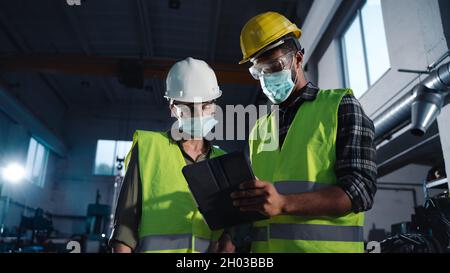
[280,82,319,110]
[300,82,319,101]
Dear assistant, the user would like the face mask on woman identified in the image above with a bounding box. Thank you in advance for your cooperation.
[178,115,218,138]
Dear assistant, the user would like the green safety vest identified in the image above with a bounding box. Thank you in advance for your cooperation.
[248,89,365,253]
[128,130,225,253]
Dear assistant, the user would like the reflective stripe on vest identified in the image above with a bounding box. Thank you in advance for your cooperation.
[252,224,364,242]
[195,237,212,253]
[138,234,212,252]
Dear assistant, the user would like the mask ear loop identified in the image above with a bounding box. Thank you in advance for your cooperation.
[176,106,183,118]
[172,104,186,119]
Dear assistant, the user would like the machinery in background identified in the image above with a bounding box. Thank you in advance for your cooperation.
[380,195,449,253]
[84,190,110,253]
[0,208,72,253]
[379,165,449,253]
[18,208,53,247]
[14,208,54,252]
[71,156,122,253]
[0,190,114,253]
[109,156,125,233]
[0,191,112,253]
[86,190,110,236]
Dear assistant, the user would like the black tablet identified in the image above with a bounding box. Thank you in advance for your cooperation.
[182,152,269,230]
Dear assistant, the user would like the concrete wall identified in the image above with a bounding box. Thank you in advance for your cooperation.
[312,0,449,240]
[317,40,344,89]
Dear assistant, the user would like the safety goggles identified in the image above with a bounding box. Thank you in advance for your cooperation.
[172,101,216,117]
[249,52,296,80]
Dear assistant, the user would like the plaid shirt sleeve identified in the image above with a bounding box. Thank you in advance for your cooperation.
[335,94,377,213]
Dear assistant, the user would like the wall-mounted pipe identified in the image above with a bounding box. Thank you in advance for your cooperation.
[373,91,415,144]
[373,61,450,144]
[410,85,445,136]
[411,62,450,136]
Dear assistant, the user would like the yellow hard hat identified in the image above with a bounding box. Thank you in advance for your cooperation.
[239,12,302,64]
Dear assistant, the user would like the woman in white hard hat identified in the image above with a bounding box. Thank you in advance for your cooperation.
[109,57,234,253]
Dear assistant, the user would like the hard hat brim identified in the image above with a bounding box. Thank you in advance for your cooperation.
[239,28,301,65]
[164,90,222,103]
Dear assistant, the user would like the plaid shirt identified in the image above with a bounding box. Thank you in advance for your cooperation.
[278,83,377,213]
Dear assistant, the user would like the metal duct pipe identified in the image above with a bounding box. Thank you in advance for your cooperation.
[423,61,450,90]
[410,85,444,136]
[373,61,450,144]
[373,91,416,143]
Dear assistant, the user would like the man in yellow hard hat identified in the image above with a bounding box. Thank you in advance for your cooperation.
[231,12,377,253]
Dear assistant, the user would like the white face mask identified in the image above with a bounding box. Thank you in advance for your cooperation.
[260,68,296,104]
[259,54,298,104]
[178,116,218,139]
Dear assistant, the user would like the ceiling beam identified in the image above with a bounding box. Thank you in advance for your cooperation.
[58,1,115,103]
[58,1,91,54]
[136,0,154,58]
[39,74,70,109]
[0,9,31,53]
[0,5,75,109]
[209,0,222,62]
[0,54,256,85]
[135,0,158,105]
[101,77,115,103]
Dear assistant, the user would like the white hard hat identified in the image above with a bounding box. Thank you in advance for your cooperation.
[165,57,222,103]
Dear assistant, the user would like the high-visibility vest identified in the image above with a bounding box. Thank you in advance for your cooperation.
[128,130,225,253]
[248,89,365,253]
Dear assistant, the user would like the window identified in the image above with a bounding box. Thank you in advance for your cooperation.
[341,0,390,98]
[94,140,132,176]
[25,137,49,187]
